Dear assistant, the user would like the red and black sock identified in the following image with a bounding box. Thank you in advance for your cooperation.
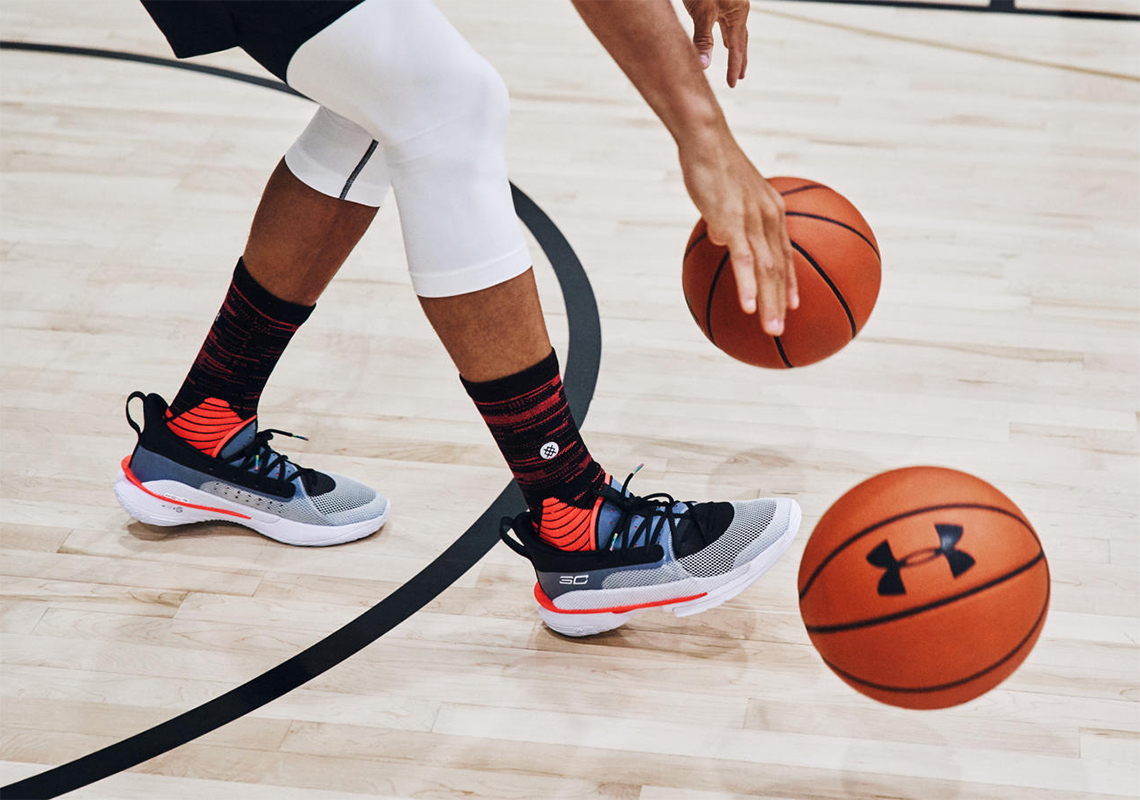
[463,350,607,551]
[166,258,313,456]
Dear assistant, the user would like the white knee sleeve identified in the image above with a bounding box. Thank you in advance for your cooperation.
[284,107,390,207]
[283,0,531,297]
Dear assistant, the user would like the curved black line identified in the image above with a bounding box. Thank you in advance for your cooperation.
[684,230,709,260]
[820,580,1051,694]
[704,251,733,346]
[786,211,881,260]
[778,182,826,197]
[805,551,1045,633]
[799,502,1037,601]
[791,241,857,338]
[781,0,1139,23]
[0,43,600,800]
[0,41,305,96]
[773,336,794,368]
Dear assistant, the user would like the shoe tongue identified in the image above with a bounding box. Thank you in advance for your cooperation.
[217,418,296,482]
[594,476,629,549]
[218,419,257,460]
[594,475,690,551]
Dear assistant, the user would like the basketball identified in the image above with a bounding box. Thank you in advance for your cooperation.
[682,177,881,368]
[797,467,1050,709]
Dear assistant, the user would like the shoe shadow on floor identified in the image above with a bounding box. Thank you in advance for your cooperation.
[123,518,265,544]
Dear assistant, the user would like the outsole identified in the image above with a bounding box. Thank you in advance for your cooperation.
[113,471,388,547]
[539,501,803,637]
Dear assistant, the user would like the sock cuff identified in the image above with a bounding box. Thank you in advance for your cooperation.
[460,349,559,404]
[232,258,315,327]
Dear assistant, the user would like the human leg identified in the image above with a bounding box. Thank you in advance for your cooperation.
[116,101,394,543]
[279,0,800,629]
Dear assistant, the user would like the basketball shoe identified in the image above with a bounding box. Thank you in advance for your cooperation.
[113,392,389,546]
[500,467,801,636]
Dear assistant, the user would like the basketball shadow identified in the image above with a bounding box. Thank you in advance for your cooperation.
[839,721,961,799]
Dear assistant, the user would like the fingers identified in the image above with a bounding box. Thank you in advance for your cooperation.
[778,202,799,309]
[747,190,792,335]
[710,199,792,334]
[753,230,787,336]
[719,19,747,88]
[740,25,749,80]
[690,5,716,69]
[726,234,758,316]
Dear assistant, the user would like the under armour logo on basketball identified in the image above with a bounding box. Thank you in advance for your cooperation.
[539,441,560,460]
[866,523,976,596]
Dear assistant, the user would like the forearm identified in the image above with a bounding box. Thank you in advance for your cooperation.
[571,0,730,151]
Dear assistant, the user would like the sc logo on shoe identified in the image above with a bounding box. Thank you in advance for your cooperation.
[559,575,589,585]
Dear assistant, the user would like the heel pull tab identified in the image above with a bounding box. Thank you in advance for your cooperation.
[499,516,531,560]
[125,392,147,439]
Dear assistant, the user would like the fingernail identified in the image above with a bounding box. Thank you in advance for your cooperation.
[790,293,800,310]
[743,298,757,314]
[767,318,784,336]
[699,53,711,68]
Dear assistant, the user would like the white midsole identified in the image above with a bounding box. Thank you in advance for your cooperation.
[113,472,387,547]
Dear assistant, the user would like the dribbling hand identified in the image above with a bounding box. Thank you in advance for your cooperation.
[680,136,799,336]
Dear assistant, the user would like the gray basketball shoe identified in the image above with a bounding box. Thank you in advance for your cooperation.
[114,392,389,546]
[500,467,801,636]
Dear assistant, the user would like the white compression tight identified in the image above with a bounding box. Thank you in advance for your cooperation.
[281,0,531,297]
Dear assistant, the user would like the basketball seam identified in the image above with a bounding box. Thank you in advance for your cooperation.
[684,230,709,260]
[704,251,733,346]
[786,211,881,259]
[804,551,1046,633]
[817,582,1050,695]
[779,183,825,197]
[798,502,1039,601]
[792,241,857,338]
[773,336,793,368]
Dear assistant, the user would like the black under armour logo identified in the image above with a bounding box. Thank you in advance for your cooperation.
[866,523,976,596]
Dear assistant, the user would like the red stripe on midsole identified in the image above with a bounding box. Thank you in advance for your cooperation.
[533,583,707,615]
[119,456,251,520]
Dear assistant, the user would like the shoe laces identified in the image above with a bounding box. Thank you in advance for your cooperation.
[595,465,700,552]
[226,428,314,493]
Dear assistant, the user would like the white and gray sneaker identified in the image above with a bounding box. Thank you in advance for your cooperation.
[113,392,389,546]
[500,467,801,637]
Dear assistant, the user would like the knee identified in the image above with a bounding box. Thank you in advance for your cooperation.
[389,55,511,172]
[459,57,511,150]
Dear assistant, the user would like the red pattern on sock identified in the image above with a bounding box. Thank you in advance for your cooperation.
[168,258,312,421]
[463,351,607,551]
[165,398,250,458]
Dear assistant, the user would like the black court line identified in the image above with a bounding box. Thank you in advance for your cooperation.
[779,0,1139,22]
[0,42,601,800]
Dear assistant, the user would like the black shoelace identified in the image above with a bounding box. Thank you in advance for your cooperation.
[594,467,700,552]
[226,428,314,494]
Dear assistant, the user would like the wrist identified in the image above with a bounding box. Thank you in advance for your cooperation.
[676,115,735,166]
[670,97,732,154]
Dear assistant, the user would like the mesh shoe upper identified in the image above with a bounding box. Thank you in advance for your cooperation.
[126,392,386,527]
[501,468,792,605]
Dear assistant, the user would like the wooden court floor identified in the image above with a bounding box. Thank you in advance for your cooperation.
[1,1,1138,797]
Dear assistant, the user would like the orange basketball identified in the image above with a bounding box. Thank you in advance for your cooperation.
[683,177,881,368]
[797,467,1050,709]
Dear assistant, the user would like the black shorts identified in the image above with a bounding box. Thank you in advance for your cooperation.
[140,0,364,82]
